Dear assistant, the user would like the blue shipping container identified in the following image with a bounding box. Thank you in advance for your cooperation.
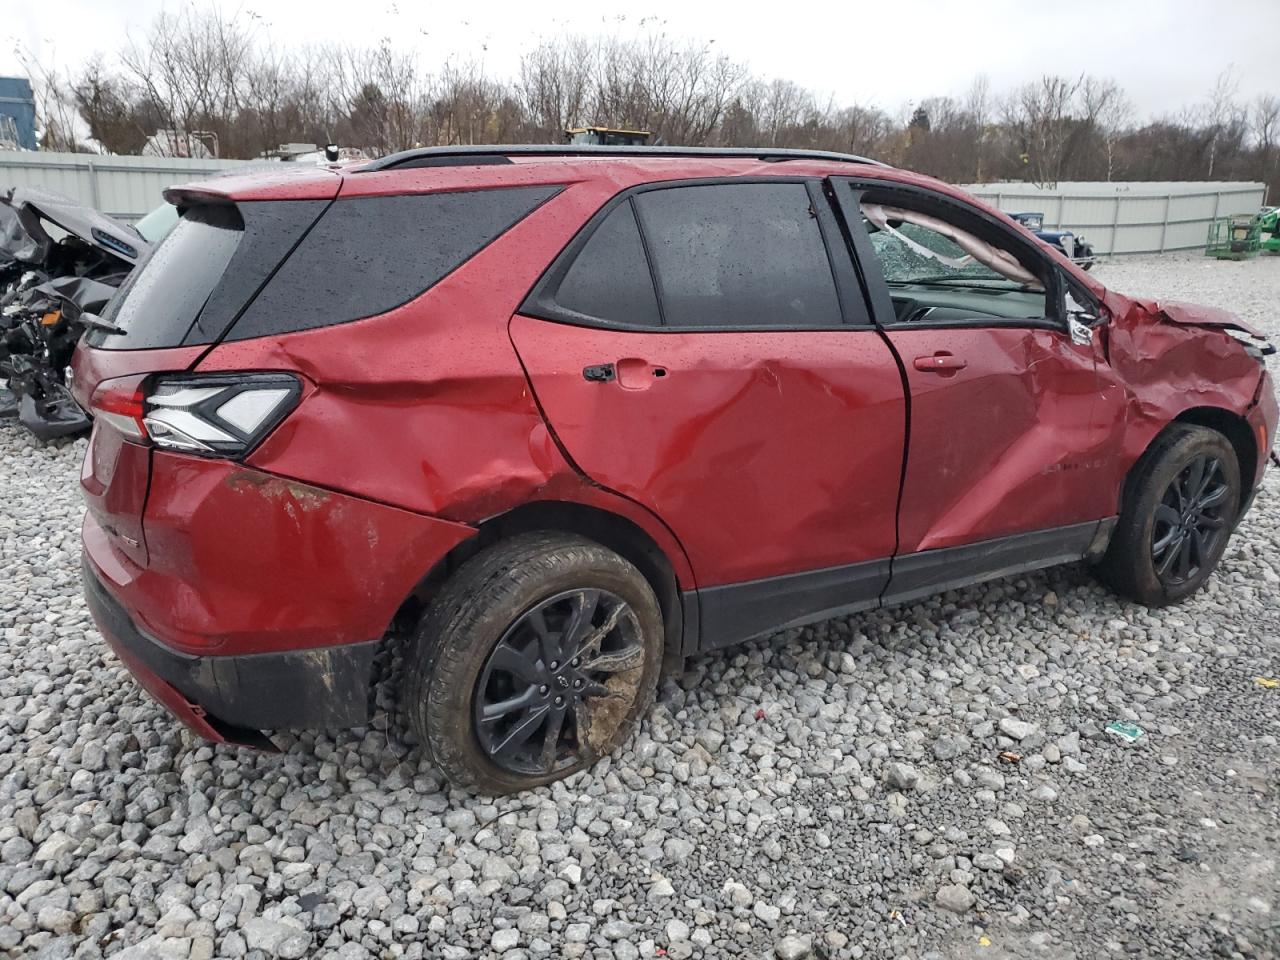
[0,77,37,150]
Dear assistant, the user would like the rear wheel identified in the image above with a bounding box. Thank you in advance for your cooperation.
[1096,425,1241,606]
[405,533,663,794]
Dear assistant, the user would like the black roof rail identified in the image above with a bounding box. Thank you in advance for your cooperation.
[358,144,888,172]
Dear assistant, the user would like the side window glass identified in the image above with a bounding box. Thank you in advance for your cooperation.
[555,201,661,327]
[634,182,843,329]
[858,197,1048,324]
[230,185,560,341]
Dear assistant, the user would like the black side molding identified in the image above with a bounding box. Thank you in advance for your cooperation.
[687,519,1116,655]
[696,557,891,652]
[882,518,1112,608]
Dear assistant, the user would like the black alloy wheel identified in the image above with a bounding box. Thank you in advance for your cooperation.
[405,532,663,794]
[473,588,646,776]
[1095,424,1240,607]
[1150,454,1231,587]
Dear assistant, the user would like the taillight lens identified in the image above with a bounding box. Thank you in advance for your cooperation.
[89,375,149,442]
[90,373,301,457]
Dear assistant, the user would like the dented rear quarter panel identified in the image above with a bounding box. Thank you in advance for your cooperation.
[86,454,475,656]
[196,174,698,589]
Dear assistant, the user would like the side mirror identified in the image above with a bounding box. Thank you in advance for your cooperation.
[1062,280,1100,346]
[1067,314,1094,346]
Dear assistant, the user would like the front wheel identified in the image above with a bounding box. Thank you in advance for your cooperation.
[1096,425,1240,606]
[404,533,663,795]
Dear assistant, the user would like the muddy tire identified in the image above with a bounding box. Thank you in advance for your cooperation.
[404,532,663,795]
[1095,424,1240,606]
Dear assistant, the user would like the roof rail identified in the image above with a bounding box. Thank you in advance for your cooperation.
[358,144,888,172]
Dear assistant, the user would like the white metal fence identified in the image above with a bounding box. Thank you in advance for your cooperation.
[0,151,249,221]
[962,181,1268,256]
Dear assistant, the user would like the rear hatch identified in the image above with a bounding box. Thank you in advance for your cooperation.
[74,169,340,565]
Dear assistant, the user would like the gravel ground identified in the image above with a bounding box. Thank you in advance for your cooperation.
[1,252,1278,960]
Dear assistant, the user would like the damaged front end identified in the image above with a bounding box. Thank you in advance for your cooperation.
[1100,290,1278,512]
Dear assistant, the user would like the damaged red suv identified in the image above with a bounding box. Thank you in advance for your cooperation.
[75,146,1277,794]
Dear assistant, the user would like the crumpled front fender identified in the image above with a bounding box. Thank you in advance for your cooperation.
[1151,299,1268,340]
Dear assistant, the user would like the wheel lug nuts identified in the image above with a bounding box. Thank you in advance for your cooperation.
[573,679,583,689]
[549,661,559,670]
[538,685,548,696]
[572,658,580,667]
[554,696,564,706]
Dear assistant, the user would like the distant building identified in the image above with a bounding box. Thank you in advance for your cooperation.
[0,77,37,150]
[141,129,217,159]
[261,142,319,160]
[260,143,370,164]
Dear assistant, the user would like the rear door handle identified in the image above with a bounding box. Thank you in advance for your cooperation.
[913,353,967,373]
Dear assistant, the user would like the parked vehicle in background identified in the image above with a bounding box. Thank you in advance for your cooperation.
[0,190,172,440]
[1257,206,1279,253]
[74,146,1276,795]
[1009,211,1097,269]
[1206,213,1263,261]
[565,126,651,146]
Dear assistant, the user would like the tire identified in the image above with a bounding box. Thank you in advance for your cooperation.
[1096,424,1241,606]
[404,532,663,795]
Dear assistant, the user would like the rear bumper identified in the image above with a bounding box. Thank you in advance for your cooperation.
[84,555,377,740]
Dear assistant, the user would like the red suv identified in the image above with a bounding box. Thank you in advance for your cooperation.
[74,146,1277,794]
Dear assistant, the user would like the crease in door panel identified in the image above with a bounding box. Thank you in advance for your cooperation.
[504,318,699,589]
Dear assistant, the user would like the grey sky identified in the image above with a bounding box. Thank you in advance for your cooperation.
[7,0,1279,119]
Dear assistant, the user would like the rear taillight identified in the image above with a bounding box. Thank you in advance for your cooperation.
[89,375,149,442]
[90,373,301,457]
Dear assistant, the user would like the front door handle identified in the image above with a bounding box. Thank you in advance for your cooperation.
[913,353,968,374]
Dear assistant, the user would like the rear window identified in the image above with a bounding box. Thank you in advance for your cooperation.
[226,185,561,341]
[87,205,243,350]
[554,201,661,327]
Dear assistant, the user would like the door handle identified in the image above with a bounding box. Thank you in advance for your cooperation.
[582,363,616,382]
[913,353,968,374]
[583,360,669,389]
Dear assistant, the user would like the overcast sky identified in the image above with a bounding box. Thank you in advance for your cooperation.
[6,0,1278,118]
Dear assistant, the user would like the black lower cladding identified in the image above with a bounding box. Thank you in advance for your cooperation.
[692,519,1115,653]
[82,558,377,732]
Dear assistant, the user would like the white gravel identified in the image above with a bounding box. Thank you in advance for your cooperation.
[2,252,1278,960]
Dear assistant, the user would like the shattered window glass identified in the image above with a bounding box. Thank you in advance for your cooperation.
[866,219,1012,285]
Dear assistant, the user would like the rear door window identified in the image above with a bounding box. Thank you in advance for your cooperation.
[633,182,843,329]
[553,201,661,327]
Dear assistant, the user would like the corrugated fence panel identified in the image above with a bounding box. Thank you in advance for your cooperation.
[0,152,250,220]
[963,181,1267,255]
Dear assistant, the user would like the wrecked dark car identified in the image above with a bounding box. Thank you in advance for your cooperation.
[0,189,172,440]
[1009,211,1097,270]
[74,146,1276,795]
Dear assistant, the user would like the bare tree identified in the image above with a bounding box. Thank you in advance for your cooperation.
[1203,67,1246,178]
[1005,75,1083,187]
[18,4,1279,201]
[14,46,82,151]
[1082,76,1132,181]
[1251,93,1280,189]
